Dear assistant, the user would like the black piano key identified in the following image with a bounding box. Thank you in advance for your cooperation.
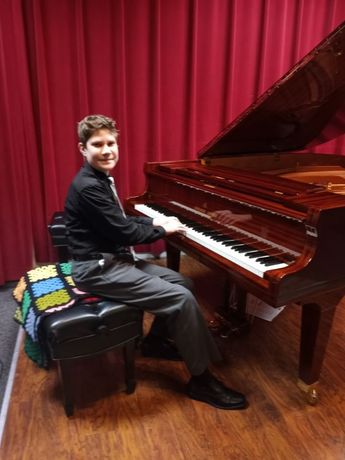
[231,243,247,249]
[262,259,284,266]
[247,251,265,258]
[244,249,263,255]
[213,236,236,242]
[193,225,210,231]
[256,256,282,266]
[256,255,278,262]
[203,230,224,236]
[201,230,221,236]
[234,245,255,253]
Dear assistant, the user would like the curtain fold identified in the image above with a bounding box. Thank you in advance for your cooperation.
[1,0,345,284]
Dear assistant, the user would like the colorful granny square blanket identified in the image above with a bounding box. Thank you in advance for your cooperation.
[13,262,99,367]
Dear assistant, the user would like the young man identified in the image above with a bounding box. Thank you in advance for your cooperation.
[64,114,248,410]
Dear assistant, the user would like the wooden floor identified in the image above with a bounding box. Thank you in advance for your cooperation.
[1,256,345,460]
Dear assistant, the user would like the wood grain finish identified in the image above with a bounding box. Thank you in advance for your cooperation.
[1,256,345,460]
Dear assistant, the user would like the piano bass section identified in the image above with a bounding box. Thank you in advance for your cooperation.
[125,21,345,402]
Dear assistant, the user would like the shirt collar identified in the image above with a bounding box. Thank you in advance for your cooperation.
[83,162,110,181]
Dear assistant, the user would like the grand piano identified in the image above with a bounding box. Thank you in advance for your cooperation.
[125,21,345,402]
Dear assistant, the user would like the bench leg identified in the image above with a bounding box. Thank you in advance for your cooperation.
[123,341,136,394]
[57,360,74,416]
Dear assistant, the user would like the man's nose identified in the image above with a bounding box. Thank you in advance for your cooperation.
[101,145,112,155]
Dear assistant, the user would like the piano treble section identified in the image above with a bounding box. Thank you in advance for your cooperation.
[135,202,294,278]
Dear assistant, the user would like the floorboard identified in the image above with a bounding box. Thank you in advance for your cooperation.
[1,256,345,460]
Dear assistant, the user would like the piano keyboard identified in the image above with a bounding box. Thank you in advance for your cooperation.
[135,203,295,278]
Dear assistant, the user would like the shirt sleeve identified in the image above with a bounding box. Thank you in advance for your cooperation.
[127,215,154,225]
[78,183,165,245]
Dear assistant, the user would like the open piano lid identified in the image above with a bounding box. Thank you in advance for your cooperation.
[199,21,345,159]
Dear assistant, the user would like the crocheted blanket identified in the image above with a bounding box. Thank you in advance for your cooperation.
[13,262,99,367]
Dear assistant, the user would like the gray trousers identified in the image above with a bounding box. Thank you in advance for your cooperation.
[72,253,221,375]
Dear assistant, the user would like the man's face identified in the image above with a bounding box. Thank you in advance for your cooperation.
[79,128,119,173]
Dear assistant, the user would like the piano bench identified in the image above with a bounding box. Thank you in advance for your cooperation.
[48,211,70,262]
[46,212,143,416]
[40,300,143,417]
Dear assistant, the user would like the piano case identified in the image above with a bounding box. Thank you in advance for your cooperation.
[126,21,345,402]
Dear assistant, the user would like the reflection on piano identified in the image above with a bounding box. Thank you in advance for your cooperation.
[126,21,345,403]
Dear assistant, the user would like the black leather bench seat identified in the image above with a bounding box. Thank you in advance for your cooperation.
[42,301,143,360]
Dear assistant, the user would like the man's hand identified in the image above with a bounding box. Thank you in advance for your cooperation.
[153,216,187,235]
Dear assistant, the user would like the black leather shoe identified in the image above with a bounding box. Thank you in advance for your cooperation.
[186,374,248,410]
[141,335,182,361]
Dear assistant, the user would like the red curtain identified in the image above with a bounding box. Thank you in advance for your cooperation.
[1,0,345,284]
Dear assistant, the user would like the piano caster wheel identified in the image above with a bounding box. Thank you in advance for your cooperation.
[306,388,319,405]
[297,379,319,405]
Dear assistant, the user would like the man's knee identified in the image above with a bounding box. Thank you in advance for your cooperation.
[171,272,195,292]
[181,275,195,293]
[174,287,200,316]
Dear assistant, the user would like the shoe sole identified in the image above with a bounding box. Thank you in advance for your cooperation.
[187,391,249,410]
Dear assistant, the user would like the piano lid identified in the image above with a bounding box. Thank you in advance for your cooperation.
[199,21,345,159]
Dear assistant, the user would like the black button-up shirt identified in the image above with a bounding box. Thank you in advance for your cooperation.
[64,162,165,257]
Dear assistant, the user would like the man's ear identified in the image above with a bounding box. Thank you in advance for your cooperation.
[79,142,86,157]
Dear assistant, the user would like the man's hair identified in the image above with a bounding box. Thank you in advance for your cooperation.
[77,114,119,145]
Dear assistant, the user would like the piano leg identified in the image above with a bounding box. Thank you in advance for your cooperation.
[166,242,181,272]
[298,290,343,404]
